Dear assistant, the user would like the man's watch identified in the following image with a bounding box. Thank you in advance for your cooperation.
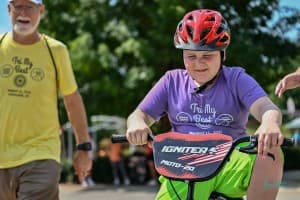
[76,142,92,151]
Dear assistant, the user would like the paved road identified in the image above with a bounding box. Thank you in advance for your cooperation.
[277,170,300,200]
[60,171,300,200]
[60,184,158,200]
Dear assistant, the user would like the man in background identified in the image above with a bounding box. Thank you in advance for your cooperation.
[0,0,92,199]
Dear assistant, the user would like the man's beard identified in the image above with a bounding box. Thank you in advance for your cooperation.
[13,16,41,36]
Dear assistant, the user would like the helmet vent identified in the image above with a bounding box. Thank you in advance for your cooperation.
[178,23,183,31]
[187,15,194,21]
[201,29,210,39]
[216,27,223,34]
[187,26,194,38]
[208,17,215,22]
[220,36,229,42]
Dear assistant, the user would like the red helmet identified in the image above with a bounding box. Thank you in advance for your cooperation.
[174,9,231,51]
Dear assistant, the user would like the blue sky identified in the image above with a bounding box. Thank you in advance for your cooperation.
[0,1,299,39]
[0,2,10,33]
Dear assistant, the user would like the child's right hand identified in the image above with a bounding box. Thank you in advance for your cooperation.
[126,124,151,145]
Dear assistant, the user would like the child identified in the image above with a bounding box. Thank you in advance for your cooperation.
[126,9,284,200]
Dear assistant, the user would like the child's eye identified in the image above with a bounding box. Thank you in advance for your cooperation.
[187,56,196,60]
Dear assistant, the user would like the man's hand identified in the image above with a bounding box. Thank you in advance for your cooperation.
[73,151,92,183]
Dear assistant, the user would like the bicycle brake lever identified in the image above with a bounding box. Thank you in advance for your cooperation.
[236,136,258,154]
[148,133,155,141]
[237,148,257,154]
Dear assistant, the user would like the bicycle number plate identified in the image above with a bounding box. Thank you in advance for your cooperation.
[153,132,233,181]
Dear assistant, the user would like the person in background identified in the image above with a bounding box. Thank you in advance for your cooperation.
[145,145,158,186]
[100,138,131,186]
[275,67,300,97]
[0,0,92,199]
[126,9,284,200]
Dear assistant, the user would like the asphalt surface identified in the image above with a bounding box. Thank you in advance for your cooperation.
[59,171,300,200]
[59,184,158,200]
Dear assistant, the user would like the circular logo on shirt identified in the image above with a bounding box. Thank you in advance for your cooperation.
[30,68,45,81]
[14,74,27,87]
[215,114,234,126]
[0,65,14,78]
[176,112,192,123]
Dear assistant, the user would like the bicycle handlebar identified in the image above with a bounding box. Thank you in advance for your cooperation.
[233,135,296,157]
[111,133,153,143]
[111,133,298,149]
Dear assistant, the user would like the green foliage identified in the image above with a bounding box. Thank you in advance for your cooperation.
[40,0,300,126]
[60,158,74,183]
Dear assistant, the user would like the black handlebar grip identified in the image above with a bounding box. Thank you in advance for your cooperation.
[282,138,295,147]
[111,134,128,143]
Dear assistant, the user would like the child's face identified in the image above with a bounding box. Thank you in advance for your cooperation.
[183,50,221,85]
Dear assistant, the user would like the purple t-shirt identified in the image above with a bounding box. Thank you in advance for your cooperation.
[138,66,266,139]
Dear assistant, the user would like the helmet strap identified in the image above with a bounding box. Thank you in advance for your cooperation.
[193,66,222,93]
[221,51,225,62]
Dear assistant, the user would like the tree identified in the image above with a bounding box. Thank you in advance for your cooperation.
[40,0,300,124]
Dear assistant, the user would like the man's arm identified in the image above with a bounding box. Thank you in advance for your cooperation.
[63,90,92,182]
[275,67,300,97]
[63,90,90,143]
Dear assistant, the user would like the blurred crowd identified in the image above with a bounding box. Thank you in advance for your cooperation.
[66,137,159,188]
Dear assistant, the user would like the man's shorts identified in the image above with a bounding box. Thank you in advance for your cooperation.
[0,159,61,200]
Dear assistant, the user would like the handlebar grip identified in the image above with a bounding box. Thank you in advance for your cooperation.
[111,134,128,143]
[282,138,295,147]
